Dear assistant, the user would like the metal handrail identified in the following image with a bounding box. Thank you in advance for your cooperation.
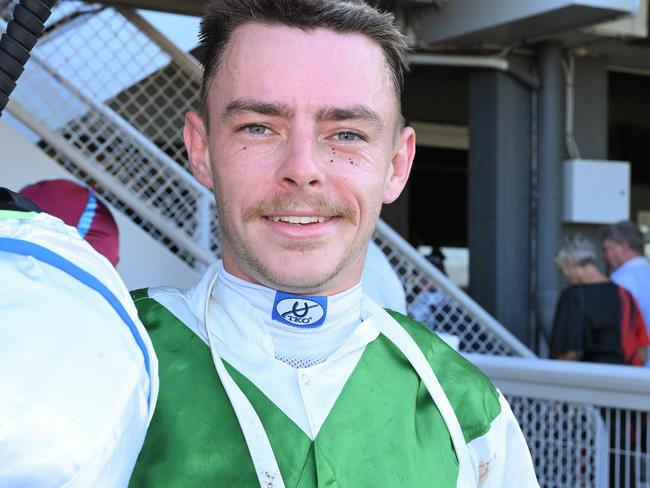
[7,98,217,266]
[375,219,536,358]
[23,50,210,197]
[469,353,650,409]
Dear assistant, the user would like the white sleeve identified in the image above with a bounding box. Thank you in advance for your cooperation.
[466,392,539,487]
[0,213,158,487]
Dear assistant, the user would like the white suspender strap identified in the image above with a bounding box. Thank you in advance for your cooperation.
[203,273,286,488]
[368,300,478,487]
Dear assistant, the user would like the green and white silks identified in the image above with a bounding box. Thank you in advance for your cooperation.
[130,264,538,487]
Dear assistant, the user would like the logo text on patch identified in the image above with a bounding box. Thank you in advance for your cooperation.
[272,292,327,328]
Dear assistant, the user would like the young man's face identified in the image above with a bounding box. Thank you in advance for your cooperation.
[185,23,415,295]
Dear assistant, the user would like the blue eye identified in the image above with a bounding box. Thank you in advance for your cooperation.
[243,124,270,136]
[335,131,363,142]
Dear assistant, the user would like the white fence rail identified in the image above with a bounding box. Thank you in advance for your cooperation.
[472,354,650,487]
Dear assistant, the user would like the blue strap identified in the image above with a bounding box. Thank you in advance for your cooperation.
[76,192,97,238]
[0,237,153,406]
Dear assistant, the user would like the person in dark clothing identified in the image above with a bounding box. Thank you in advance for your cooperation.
[551,234,649,365]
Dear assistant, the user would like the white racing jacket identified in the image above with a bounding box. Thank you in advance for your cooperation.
[0,209,158,487]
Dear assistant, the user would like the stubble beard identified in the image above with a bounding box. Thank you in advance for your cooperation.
[214,191,378,294]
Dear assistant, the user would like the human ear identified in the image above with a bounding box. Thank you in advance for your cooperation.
[183,111,214,189]
[383,126,416,204]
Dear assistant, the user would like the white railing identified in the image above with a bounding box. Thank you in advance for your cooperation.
[6,98,215,266]
[374,219,535,357]
[472,354,650,487]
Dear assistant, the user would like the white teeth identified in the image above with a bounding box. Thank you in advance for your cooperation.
[269,216,329,224]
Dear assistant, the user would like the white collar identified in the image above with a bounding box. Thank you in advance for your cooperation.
[204,268,380,439]
[206,274,378,368]
[217,264,363,324]
[612,256,649,278]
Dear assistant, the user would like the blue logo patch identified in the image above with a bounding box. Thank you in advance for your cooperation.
[272,291,327,328]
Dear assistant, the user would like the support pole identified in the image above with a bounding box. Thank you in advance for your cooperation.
[536,42,565,351]
[468,68,533,345]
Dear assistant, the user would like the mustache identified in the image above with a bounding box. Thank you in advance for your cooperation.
[243,193,356,222]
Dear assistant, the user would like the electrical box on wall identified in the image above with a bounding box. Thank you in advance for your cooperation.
[563,159,630,224]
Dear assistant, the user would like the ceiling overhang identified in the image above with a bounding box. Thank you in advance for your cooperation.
[416,0,641,45]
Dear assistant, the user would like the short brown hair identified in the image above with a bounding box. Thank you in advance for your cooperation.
[198,0,409,114]
[601,221,645,254]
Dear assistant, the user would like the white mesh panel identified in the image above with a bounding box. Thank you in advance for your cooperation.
[370,235,515,356]
[508,395,650,488]
[274,351,329,369]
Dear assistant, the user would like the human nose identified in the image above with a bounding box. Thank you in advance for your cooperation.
[276,131,325,189]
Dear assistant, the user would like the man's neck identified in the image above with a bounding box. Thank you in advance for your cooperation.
[216,263,364,367]
[220,254,365,297]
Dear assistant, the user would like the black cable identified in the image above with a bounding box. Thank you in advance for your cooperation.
[0,0,58,116]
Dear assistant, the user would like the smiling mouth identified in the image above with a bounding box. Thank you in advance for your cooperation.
[266,216,333,225]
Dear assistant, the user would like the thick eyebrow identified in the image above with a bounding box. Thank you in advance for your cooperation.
[221,100,384,130]
[221,98,293,121]
[316,105,383,129]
